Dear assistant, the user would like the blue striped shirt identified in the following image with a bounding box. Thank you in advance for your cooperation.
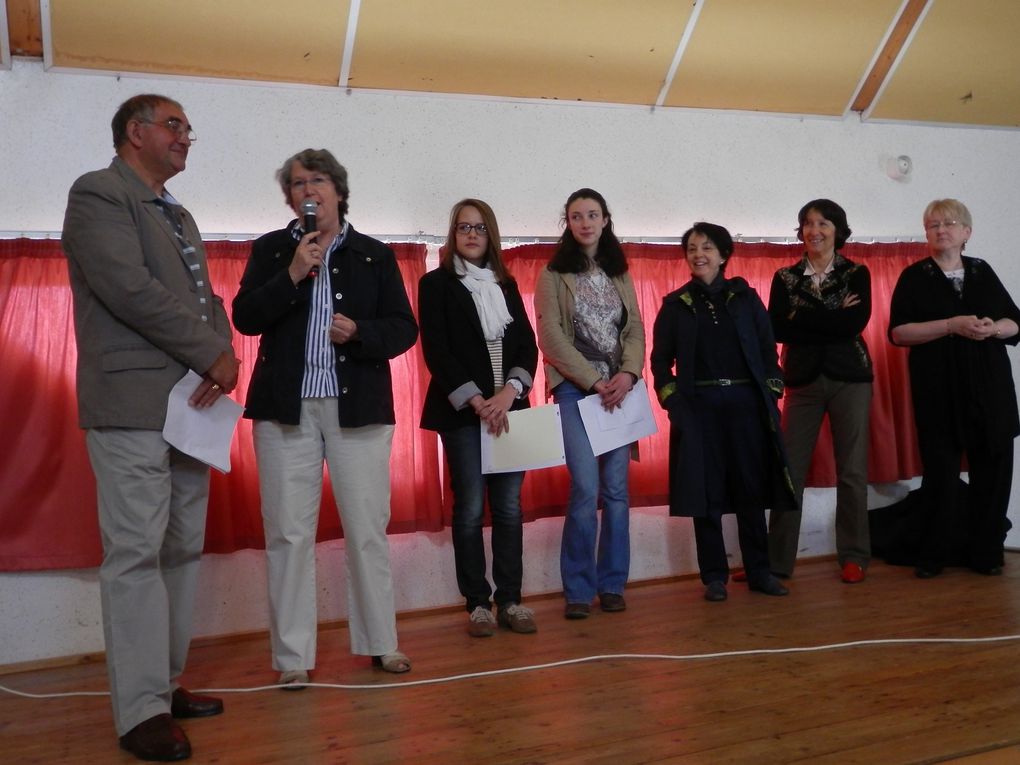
[299,221,349,399]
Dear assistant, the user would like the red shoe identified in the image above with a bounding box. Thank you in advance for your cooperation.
[841,562,866,584]
[732,570,747,583]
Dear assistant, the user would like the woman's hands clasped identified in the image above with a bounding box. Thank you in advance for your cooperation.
[594,372,636,412]
[950,315,998,341]
[470,385,518,436]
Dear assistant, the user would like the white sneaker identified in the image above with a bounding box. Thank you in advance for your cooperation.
[467,605,496,637]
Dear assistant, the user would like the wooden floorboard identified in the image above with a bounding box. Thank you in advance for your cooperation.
[2,556,1020,764]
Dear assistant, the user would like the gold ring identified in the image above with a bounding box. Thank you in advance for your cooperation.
[212,384,221,390]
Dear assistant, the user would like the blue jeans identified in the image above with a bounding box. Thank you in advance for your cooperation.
[440,425,525,611]
[553,381,632,603]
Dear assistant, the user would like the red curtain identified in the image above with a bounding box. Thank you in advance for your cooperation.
[0,238,925,571]
[0,239,441,570]
[502,241,927,520]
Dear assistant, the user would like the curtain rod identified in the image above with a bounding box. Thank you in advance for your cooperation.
[0,231,927,244]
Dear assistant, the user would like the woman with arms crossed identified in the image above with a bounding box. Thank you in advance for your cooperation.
[767,199,873,584]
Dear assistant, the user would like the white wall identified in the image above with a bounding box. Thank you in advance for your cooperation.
[2,59,1018,665]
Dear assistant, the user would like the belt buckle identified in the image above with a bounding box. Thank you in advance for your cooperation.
[718,378,732,386]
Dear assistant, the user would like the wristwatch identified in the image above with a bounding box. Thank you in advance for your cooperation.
[507,378,524,398]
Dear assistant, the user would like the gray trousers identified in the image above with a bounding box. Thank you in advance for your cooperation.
[768,375,872,576]
[87,428,209,736]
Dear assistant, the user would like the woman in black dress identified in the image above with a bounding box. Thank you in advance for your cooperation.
[889,199,1020,578]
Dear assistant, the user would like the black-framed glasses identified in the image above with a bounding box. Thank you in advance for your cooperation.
[455,223,488,235]
[138,118,197,142]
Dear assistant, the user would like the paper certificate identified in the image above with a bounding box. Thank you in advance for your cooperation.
[577,379,658,456]
[163,370,244,473]
[481,404,566,474]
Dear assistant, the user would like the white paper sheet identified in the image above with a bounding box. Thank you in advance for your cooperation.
[480,404,565,474]
[577,379,658,456]
[162,371,244,473]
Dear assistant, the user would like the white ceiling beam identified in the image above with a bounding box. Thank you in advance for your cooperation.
[338,0,362,89]
[654,0,706,108]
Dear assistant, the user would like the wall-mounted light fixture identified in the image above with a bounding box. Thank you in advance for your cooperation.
[885,155,913,181]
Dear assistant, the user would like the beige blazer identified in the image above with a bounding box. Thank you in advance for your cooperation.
[534,266,645,395]
[62,157,232,430]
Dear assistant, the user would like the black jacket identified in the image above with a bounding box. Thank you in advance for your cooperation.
[768,253,873,387]
[650,277,794,517]
[418,266,537,432]
[889,255,1020,449]
[233,221,418,427]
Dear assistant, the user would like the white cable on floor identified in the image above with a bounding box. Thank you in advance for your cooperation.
[3,633,1019,699]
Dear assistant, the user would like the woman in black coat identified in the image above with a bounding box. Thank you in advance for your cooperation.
[889,198,1020,578]
[651,222,794,602]
[418,199,539,636]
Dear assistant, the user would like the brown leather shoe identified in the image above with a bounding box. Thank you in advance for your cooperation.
[564,602,591,620]
[170,687,224,718]
[599,593,627,612]
[119,713,191,761]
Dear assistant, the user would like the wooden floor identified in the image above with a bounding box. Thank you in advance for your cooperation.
[3,556,1020,764]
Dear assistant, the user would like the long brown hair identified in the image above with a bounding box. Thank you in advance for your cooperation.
[548,188,627,276]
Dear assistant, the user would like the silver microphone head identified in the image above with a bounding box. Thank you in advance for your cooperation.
[301,199,318,217]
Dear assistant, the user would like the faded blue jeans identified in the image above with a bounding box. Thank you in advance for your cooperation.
[553,380,632,604]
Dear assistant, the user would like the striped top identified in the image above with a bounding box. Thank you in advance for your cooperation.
[486,338,504,392]
[299,221,349,399]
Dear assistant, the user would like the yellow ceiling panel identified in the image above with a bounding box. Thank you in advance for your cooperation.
[48,0,349,85]
[869,0,1020,126]
[664,0,903,115]
[349,0,693,104]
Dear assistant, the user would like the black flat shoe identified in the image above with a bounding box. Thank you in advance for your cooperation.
[972,565,1003,576]
[704,581,727,602]
[749,576,789,597]
[915,565,943,579]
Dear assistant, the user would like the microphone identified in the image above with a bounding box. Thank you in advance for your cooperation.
[300,199,319,278]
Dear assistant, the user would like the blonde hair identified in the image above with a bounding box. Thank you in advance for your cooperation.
[924,198,972,228]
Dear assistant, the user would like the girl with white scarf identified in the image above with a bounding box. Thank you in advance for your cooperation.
[418,199,539,637]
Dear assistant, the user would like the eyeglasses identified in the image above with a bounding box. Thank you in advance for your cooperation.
[138,118,197,142]
[925,220,960,231]
[455,223,488,235]
[290,176,331,193]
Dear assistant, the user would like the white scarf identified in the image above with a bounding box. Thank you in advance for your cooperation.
[453,255,513,341]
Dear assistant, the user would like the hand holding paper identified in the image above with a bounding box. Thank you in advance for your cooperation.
[163,370,244,473]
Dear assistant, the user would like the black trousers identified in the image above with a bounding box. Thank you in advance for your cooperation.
[691,385,771,586]
[916,435,1013,571]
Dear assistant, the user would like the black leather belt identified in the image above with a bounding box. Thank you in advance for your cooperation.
[694,378,752,387]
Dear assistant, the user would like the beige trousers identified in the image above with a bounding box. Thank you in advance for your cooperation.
[254,398,398,669]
